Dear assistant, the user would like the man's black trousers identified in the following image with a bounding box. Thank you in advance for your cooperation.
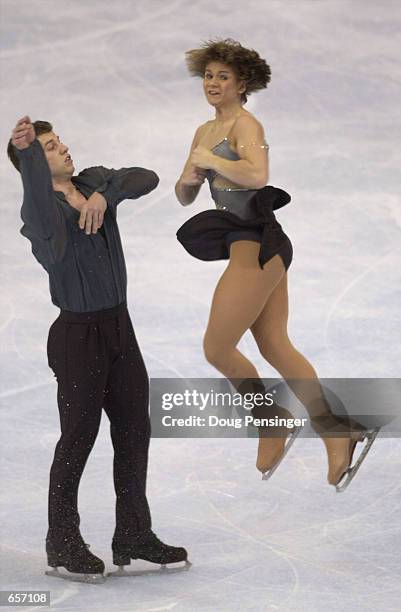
[47,301,151,540]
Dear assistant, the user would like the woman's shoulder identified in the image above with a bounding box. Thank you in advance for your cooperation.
[236,112,264,131]
[234,112,266,142]
[192,120,214,145]
[196,119,214,134]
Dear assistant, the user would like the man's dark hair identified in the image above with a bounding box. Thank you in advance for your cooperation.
[7,120,53,173]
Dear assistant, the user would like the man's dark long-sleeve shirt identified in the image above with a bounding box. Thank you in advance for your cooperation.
[17,139,159,312]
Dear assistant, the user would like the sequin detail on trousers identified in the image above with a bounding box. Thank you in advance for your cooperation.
[46,301,152,541]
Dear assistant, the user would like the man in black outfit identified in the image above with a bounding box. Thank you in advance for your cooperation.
[8,116,188,581]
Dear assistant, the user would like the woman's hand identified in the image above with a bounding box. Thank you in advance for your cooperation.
[175,124,210,205]
[179,164,207,187]
[190,145,216,170]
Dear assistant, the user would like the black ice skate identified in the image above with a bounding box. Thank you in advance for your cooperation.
[45,531,106,584]
[108,530,191,577]
[335,427,380,493]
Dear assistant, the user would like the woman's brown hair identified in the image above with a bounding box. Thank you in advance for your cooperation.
[185,38,271,103]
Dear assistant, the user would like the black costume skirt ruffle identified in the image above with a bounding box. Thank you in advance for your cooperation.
[176,185,293,271]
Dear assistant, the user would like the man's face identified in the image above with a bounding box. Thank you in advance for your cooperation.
[37,131,75,179]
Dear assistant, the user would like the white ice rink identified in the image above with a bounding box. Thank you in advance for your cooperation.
[1,1,401,610]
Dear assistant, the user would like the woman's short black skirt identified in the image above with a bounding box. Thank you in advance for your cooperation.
[176,185,294,272]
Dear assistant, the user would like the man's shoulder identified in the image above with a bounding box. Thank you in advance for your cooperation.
[76,165,112,183]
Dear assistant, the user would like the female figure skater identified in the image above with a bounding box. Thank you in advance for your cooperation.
[175,39,376,490]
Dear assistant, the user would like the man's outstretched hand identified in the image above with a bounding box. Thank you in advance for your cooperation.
[11,116,35,150]
[79,191,107,235]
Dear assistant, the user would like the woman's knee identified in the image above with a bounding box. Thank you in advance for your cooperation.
[203,334,230,369]
[257,332,289,365]
[203,335,220,367]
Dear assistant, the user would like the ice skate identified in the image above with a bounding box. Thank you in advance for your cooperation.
[311,408,380,492]
[254,402,303,481]
[335,428,380,493]
[45,531,106,584]
[252,403,302,480]
[259,425,303,481]
[107,530,191,577]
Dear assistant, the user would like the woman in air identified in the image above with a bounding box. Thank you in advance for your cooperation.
[175,38,376,490]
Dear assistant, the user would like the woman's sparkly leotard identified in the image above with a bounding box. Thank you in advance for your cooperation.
[206,138,259,219]
[176,137,294,271]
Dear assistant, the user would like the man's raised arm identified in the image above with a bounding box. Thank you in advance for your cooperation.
[11,116,63,241]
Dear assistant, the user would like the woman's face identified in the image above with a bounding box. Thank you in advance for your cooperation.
[203,61,245,107]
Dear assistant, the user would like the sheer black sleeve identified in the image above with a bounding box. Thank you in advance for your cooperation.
[78,166,159,212]
[16,140,67,264]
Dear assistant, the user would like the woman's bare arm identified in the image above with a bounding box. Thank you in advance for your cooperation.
[175,124,208,206]
[191,116,269,190]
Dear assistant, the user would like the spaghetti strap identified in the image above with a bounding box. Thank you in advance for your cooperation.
[211,113,244,151]
[226,113,242,139]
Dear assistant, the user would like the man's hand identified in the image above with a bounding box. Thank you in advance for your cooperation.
[79,191,107,235]
[11,116,36,150]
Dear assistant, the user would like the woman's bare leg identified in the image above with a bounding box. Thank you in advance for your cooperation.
[203,242,285,378]
[203,241,292,471]
[250,273,362,485]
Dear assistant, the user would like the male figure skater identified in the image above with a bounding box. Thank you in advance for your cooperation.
[8,116,189,582]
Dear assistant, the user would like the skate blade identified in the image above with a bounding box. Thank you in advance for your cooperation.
[107,560,192,578]
[335,428,380,493]
[262,426,303,481]
[45,567,106,584]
